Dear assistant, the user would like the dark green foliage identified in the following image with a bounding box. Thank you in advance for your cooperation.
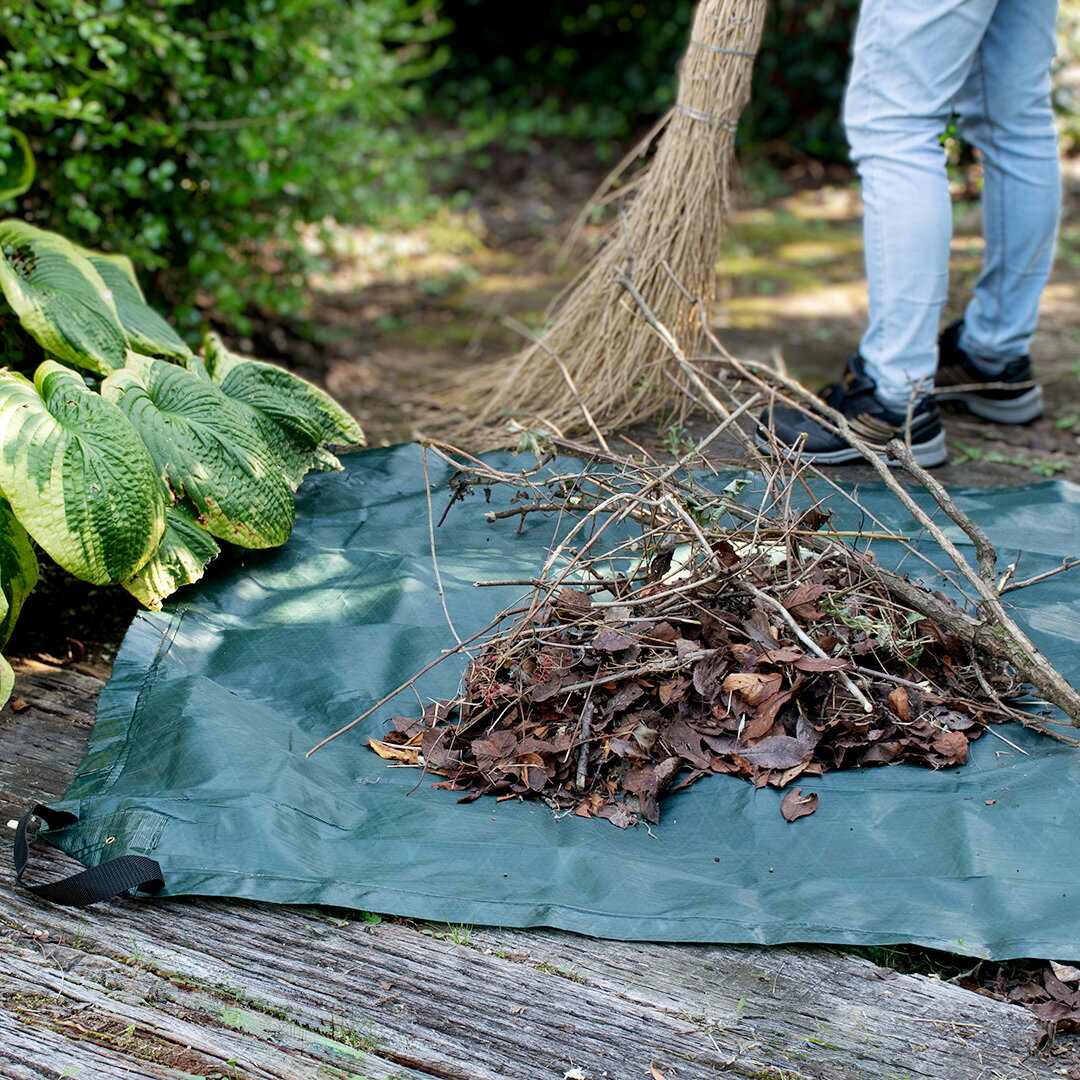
[429,0,695,144]
[428,0,859,161]
[742,0,858,162]
[0,0,447,329]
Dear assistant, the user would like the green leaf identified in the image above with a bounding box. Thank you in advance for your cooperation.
[204,333,364,488]
[103,353,295,548]
[78,249,192,362]
[0,220,127,374]
[0,362,166,584]
[0,496,38,648]
[123,500,220,610]
[0,651,13,711]
[0,128,36,203]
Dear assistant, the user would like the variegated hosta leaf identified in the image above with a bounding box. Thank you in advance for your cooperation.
[204,333,364,488]
[103,353,295,548]
[0,221,126,374]
[0,362,166,584]
[123,500,221,610]
[0,495,38,648]
[78,249,192,362]
[0,650,13,710]
[0,128,35,203]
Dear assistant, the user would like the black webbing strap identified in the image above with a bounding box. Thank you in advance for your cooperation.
[14,805,164,906]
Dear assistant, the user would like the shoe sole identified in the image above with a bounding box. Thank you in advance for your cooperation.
[936,386,1043,424]
[753,430,949,468]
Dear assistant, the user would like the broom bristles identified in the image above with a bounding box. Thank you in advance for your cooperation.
[434,0,768,448]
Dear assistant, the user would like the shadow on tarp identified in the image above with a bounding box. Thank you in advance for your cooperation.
[39,444,1080,961]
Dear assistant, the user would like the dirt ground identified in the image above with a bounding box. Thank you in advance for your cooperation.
[286,148,1080,491]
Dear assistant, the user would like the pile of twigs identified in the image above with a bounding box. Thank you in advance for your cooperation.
[309,267,1080,825]
[358,443,1052,827]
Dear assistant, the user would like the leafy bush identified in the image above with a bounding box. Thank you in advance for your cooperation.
[0,162,364,705]
[742,0,858,163]
[427,0,695,147]
[0,0,447,329]
[426,0,858,161]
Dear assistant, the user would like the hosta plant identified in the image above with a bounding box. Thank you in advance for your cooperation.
[0,163,364,704]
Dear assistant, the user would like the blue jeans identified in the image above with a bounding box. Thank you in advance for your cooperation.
[843,0,1061,408]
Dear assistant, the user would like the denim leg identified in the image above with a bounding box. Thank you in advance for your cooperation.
[954,0,1061,368]
[843,0,997,408]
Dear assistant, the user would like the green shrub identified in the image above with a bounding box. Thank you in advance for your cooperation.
[0,159,364,705]
[425,0,858,161]
[0,0,447,330]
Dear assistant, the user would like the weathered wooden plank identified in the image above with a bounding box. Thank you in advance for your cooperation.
[0,660,102,829]
[0,661,1067,1080]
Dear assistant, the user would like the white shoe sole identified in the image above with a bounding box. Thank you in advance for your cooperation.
[754,430,949,468]
[936,386,1043,425]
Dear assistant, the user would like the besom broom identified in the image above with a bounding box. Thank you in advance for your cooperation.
[441,0,768,445]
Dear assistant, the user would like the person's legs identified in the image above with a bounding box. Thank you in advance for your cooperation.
[953,0,1060,367]
[843,0,998,410]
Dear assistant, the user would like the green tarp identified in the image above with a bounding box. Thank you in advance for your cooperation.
[37,444,1080,959]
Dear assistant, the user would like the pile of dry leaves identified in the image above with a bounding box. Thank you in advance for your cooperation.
[372,482,1024,826]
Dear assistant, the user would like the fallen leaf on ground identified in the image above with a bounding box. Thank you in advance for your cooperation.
[780,787,819,821]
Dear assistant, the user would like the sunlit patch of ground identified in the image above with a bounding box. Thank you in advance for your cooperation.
[304,153,1080,481]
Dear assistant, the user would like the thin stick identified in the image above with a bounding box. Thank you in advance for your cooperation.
[423,445,463,645]
[1000,557,1080,595]
[575,696,596,790]
[739,580,874,713]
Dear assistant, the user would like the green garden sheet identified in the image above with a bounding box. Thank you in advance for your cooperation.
[36,444,1080,960]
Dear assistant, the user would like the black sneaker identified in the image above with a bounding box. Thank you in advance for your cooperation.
[935,320,1043,424]
[754,354,948,467]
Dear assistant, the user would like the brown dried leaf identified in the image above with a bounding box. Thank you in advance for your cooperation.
[743,609,779,649]
[1044,970,1080,1006]
[642,621,680,645]
[887,687,911,724]
[1009,982,1049,1003]
[792,655,851,673]
[1052,962,1080,985]
[592,628,638,652]
[368,738,421,764]
[658,677,690,706]
[740,736,812,770]
[692,651,729,700]
[554,587,592,619]
[1029,1001,1080,1022]
[710,539,742,567]
[797,506,832,531]
[598,803,636,829]
[750,678,803,730]
[783,583,827,620]
[471,730,519,760]
[659,719,712,770]
[623,756,683,823]
[722,671,782,706]
[932,729,969,765]
[780,787,819,821]
[422,728,463,772]
[761,647,804,664]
